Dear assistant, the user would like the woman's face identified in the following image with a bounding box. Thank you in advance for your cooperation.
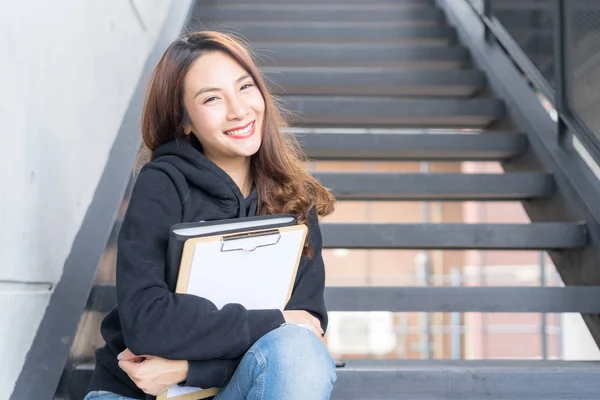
[182,51,265,165]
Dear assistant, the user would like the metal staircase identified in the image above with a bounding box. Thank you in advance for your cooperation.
[13,0,600,399]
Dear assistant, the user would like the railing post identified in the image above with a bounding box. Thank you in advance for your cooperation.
[420,160,433,360]
[553,0,568,145]
[483,0,493,42]
[540,252,548,360]
[451,268,462,360]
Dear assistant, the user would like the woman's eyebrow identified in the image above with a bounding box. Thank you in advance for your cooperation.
[194,73,252,98]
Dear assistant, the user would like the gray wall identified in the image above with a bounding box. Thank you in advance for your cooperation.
[0,1,172,397]
[562,314,600,360]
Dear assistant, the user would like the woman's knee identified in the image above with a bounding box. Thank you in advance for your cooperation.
[255,323,337,387]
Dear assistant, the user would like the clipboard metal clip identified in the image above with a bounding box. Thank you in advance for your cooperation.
[220,229,281,252]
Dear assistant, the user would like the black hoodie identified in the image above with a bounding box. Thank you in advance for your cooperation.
[88,138,328,399]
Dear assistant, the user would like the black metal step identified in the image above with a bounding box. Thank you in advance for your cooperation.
[101,219,584,310]
[332,360,600,400]
[199,0,437,5]
[312,171,552,201]
[193,4,446,24]
[326,286,600,313]
[264,67,483,97]
[295,131,527,161]
[494,0,600,11]
[58,363,93,400]
[281,96,504,128]
[86,284,600,314]
[491,0,553,10]
[64,360,600,400]
[492,10,551,30]
[86,284,116,313]
[192,22,456,45]
[108,222,586,266]
[321,222,587,250]
[255,43,469,69]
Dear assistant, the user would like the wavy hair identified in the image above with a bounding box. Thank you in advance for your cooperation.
[140,31,335,256]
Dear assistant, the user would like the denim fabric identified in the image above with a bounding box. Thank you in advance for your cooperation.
[214,323,337,400]
[83,390,138,400]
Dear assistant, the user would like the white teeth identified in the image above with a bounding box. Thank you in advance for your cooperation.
[225,122,254,136]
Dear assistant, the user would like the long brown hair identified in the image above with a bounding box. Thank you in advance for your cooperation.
[140,31,335,254]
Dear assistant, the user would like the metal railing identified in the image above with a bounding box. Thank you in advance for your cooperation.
[439,0,600,350]
[468,0,600,165]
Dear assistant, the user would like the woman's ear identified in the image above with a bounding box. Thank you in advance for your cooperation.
[183,123,192,136]
[182,106,193,135]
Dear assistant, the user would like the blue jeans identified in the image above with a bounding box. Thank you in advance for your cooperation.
[83,391,136,400]
[215,323,336,399]
[84,323,336,400]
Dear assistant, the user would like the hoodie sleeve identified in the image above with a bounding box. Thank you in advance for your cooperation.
[183,358,241,389]
[117,168,284,361]
[284,206,329,333]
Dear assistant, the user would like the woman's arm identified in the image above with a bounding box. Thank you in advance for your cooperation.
[284,207,329,333]
[119,349,241,392]
[118,200,326,391]
[117,167,284,361]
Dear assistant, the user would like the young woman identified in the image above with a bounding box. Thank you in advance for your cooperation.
[84,31,337,400]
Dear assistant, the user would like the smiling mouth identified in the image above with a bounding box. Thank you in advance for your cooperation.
[223,121,255,138]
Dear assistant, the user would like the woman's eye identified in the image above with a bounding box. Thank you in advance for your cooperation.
[204,97,218,104]
[241,83,254,90]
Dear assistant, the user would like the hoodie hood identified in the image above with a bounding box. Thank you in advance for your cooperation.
[151,137,257,218]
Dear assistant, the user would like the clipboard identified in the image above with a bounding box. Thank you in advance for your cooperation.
[157,224,308,400]
[165,214,298,292]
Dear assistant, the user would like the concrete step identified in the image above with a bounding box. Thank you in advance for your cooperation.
[191,22,456,45]
[264,67,483,97]
[312,171,552,201]
[193,4,446,24]
[280,96,504,128]
[255,42,469,69]
[63,360,600,400]
[294,131,527,161]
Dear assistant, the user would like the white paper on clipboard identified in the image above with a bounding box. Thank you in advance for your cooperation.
[185,227,305,310]
[163,224,307,400]
[166,386,202,398]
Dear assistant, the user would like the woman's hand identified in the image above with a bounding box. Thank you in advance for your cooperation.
[118,349,189,396]
[282,310,324,337]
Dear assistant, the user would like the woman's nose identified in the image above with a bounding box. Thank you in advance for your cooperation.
[227,96,249,121]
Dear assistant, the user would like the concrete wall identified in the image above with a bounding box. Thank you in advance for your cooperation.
[0,1,172,397]
[561,314,600,360]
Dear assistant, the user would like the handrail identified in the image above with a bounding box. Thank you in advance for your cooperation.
[437,0,600,349]
[9,2,193,399]
[470,0,600,167]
